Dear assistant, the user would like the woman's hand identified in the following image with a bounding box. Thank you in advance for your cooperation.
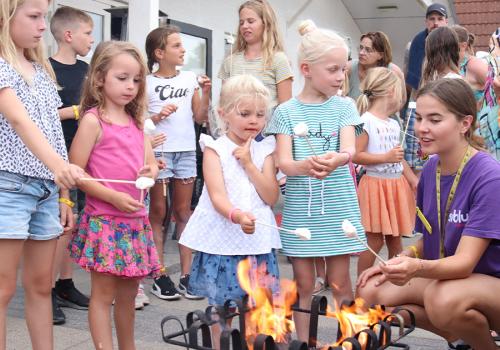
[380,256,422,286]
[233,138,253,169]
[150,133,166,148]
[356,264,384,288]
[110,192,144,213]
[234,211,256,234]
[309,152,342,179]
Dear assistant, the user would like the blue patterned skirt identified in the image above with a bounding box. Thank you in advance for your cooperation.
[188,250,279,306]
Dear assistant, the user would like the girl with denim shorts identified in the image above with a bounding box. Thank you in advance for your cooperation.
[0,0,83,348]
[144,25,211,300]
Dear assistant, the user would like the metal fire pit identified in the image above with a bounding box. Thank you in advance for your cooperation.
[160,295,416,350]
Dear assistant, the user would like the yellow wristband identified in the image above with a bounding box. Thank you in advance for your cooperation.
[407,245,419,259]
[72,105,80,121]
[58,197,75,208]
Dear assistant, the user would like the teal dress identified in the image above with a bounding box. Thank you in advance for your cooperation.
[460,57,500,160]
[267,96,367,257]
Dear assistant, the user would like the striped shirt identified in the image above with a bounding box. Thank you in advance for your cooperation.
[218,51,293,108]
[267,96,367,257]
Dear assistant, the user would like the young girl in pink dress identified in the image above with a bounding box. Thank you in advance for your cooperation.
[69,41,160,349]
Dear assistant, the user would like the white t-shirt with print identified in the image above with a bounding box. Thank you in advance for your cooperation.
[361,111,403,174]
[146,71,199,152]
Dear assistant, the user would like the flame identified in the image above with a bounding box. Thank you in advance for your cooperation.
[237,259,297,348]
[325,298,389,348]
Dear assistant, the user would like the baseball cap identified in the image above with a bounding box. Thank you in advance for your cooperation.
[426,3,447,18]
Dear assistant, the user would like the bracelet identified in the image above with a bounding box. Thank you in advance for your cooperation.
[58,197,75,208]
[228,208,241,224]
[72,105,80,120]
[340,151,352,165]
[406,245,419,259]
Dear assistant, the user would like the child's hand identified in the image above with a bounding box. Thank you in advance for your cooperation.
[309,152,341,179]
[138,164,158,180]
[384,146,404,163]
[59,198,74,233]
[111,192,144,213]
[157,159,167,170]
[153,104,178,123]
[150,133,166,148]
[54,163,84,190]
[197,75,212,94]
[234,211,256,234]
[233,138,253,169]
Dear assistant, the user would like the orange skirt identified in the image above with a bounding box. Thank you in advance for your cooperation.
[358,174,415,236]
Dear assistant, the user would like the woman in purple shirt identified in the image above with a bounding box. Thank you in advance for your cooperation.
[357,78,500,350]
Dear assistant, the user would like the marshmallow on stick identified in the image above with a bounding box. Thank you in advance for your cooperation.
[144,118,156,136]
[254,220,311,240]
[293,122,318,156]
[80,177,155,190]
[342,219,386,265]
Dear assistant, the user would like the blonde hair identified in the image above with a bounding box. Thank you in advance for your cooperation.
[234,0,285,67]
[297,20,348,65]
[79,41,148,127]
[50,6,93,43]
[356,67,403,115]
[213,74,271,135]
[0,0,55,83]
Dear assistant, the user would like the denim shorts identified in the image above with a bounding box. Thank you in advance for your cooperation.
[0,170,62,240]
[155,151,197,181]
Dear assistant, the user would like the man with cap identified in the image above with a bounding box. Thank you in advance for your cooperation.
[406,3,448,90]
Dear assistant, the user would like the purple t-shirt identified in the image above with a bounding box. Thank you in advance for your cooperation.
[415,152,500,277]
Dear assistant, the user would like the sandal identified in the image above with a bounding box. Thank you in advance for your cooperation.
[312,277,326,295]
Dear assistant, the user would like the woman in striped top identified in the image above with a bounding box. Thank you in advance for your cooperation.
[268,20,366,342]
[218,0,293,109]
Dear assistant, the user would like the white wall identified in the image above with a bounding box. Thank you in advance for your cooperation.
[161,0,362,101]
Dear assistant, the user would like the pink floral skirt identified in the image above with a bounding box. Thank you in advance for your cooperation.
[69,212,161,278]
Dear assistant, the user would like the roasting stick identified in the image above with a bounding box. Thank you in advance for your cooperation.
[254,220,311,240]
[80,178,135,184]
[294,122,318,157]
[342,219,386,265]
[401,102,417,147]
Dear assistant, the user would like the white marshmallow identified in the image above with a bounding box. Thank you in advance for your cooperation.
[293,122,309,137]
[135,177,155,190]
[294,228,311,240]
[144,119,156,135]
[342,219,357,238]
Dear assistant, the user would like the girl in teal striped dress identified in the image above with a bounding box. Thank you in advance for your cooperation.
[267,20,367,342]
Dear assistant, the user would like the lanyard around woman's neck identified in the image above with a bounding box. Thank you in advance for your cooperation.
[436,146,472,258]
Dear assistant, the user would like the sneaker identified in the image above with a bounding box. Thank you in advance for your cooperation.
[151,275,181,300]
[178,274,204,300]
[134,296,144,310]
[448,340,471,349]
[55,279,89,310]
[52,289,66,325]
[136,284,150,307]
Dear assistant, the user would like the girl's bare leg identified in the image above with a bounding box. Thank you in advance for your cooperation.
[149,182,168,266]
[0,240,24,350]
[172,178,195,276]
[385,235,403,259]
[115,278,140,350]
[89,272,117,350]
[290,257,315,342]
[23,239,57,350]
[326,255,354,305]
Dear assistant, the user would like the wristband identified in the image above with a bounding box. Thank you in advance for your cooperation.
[406,245,419,259]
[72,105,80,120]
[228,208,241,224]
[340,151,352,165]
[58,197,75,208]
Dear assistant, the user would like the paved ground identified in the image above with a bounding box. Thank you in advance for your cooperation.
[7,233,452,349]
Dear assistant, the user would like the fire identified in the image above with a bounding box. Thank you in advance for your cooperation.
[237,259,297,348]
[325,298,389,347]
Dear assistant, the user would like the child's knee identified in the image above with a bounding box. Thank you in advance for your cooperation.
[0,279,18,305]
